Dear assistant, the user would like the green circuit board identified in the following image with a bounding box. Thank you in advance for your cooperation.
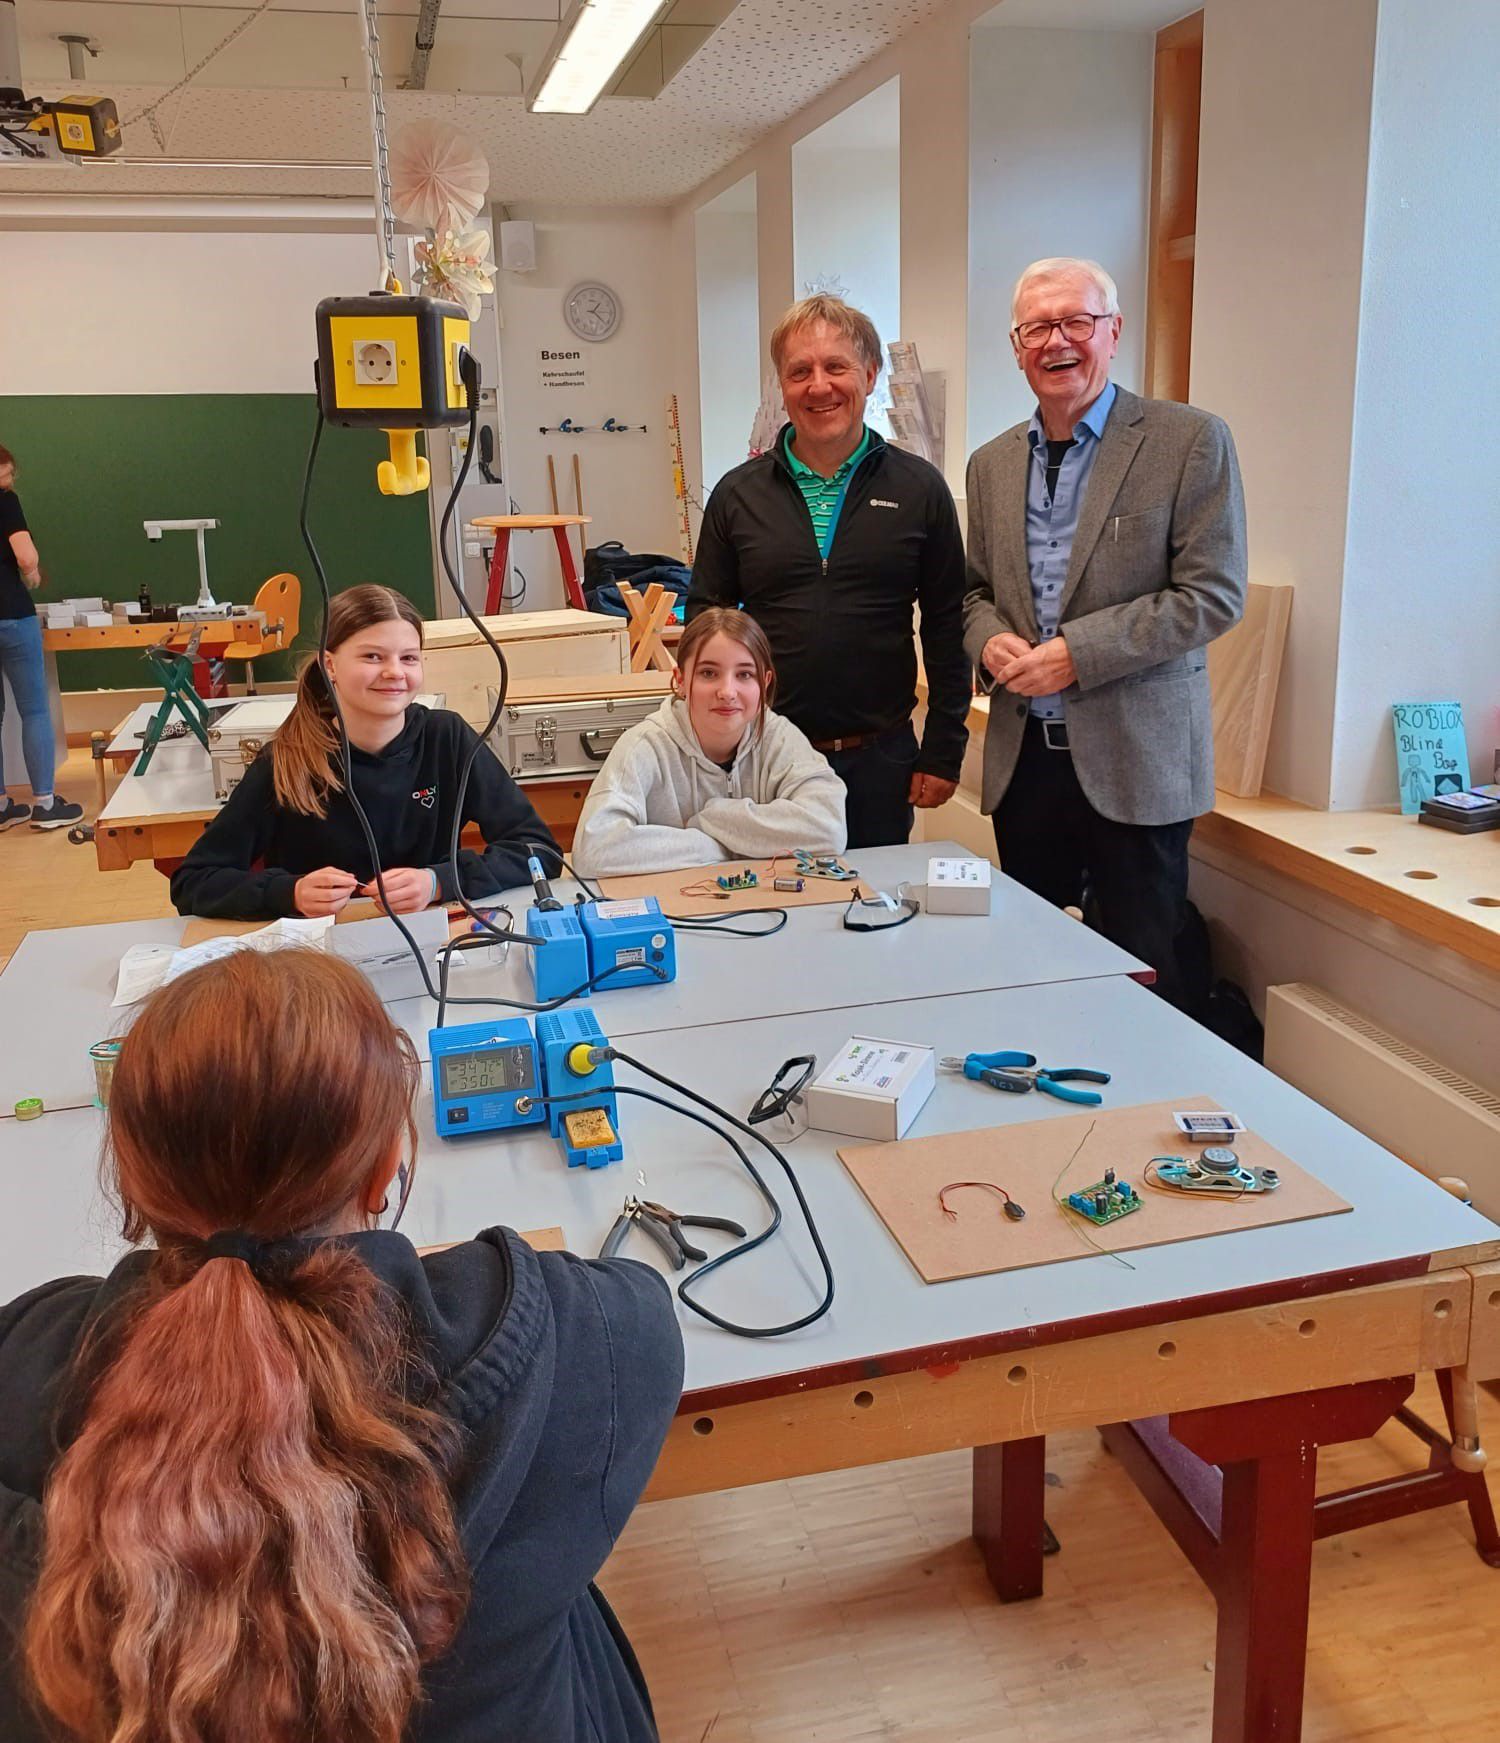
[1064,1177,1142,1225]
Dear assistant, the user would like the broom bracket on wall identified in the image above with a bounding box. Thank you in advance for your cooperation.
[537,417,649,435]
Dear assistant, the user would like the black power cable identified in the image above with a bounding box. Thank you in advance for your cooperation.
[299,357,546,1016]
[521,1053,834,1338]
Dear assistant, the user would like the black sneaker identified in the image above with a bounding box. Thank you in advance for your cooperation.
[0,798,31,830]
[29,795,84,830]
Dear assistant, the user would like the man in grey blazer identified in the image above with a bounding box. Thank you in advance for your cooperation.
[963,257,1247,1009]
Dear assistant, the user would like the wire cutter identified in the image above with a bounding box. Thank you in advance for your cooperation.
[938,1051,1110,1105]
[598,1196,747,1269]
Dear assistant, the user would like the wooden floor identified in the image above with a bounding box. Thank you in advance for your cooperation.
[9,752,1500,1741]
[2,748,175,967]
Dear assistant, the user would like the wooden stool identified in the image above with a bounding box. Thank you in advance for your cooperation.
[471,515,591,613]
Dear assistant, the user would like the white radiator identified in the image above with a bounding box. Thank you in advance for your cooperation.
[1264,983,1500,1220]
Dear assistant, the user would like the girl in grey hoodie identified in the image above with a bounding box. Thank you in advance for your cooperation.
[572,607,847,875]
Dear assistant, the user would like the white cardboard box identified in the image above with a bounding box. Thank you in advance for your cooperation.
[925,856,992,915]
[329,908,452,1004]
[804,1035,936,1141]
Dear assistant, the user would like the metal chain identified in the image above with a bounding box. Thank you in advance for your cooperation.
[122,0,278,138]
[357,0,399,291]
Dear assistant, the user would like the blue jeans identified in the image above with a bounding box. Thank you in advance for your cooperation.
[0,615,57,794]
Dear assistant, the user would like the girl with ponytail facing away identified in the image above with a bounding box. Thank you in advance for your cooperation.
[171,583,559,919]
[0,949,684,1743]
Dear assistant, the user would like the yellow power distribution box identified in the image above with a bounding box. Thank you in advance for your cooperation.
[315,293,470,429]
[46,97,122,157]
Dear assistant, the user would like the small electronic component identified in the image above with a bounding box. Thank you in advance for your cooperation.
[773,876,805,893]
[1172,1109,1247,1140]
[716,870,759,890]
[794,850,859,881]
[1149,1149,1281,1195]
[1064,1169,1141,1225]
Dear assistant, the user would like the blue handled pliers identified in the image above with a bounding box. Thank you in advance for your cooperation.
[938,1051,1110,1105]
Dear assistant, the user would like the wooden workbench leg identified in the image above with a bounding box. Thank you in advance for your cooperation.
[1211,1448,1317,1743]
[972,1437,1047,1602]
[1163,1378,1412,1743]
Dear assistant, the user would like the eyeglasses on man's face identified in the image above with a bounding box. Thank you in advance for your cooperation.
[1011,312,1111,349]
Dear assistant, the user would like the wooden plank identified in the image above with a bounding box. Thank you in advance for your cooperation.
[1194,797,1500,973]
[422,609,623,650]
[645,1267,1470,1501]
[1210,581,1293,798]
[1143,10,1203,402]
[42,619,261,652]
[468,515,589,531]
[1467,1258,1500,1382]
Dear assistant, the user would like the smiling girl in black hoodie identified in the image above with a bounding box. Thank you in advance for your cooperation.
[171,584,556,920]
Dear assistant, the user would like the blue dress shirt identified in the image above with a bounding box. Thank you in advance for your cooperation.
[1023,380,1117,719]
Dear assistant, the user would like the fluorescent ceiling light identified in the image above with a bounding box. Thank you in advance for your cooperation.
[528,0,665,116]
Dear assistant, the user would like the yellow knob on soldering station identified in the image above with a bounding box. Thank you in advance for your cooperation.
[566,1042,599,1078]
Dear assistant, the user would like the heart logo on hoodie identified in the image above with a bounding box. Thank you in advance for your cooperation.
[412,786,437,809]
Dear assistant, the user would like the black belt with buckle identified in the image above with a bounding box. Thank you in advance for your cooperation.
[1035,717,1070,752]
[811,730,879,754]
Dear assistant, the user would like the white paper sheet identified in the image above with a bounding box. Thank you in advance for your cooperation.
[114,917,335,1007]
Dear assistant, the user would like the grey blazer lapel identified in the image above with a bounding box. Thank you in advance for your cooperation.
[1059,387,1145,617]
[998,426,1038,640]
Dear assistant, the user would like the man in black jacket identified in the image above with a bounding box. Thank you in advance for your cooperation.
[686,296,969,848]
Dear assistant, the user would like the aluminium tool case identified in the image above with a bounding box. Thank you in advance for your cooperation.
[206,692,444,802]
[488,691,660,780]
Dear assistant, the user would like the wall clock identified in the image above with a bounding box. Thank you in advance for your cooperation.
[563,281,622,343]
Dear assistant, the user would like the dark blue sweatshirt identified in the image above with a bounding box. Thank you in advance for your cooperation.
[170,704,558,919]
[0,1230,684,1743]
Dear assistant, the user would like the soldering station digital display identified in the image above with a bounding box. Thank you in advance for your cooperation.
[438,1045,535,1100]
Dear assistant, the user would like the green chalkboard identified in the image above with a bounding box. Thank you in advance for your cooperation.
[0,394,437,691]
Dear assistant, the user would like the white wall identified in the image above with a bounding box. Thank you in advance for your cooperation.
[1330,0,1500,807]
[669,0,1000,519]
[0,210,379,394]
[495,204,680,607]
[792,78,901,415]
[966,25,1153,451]
[695,178,760,495]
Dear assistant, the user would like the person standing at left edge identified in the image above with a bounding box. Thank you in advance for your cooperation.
[963,257,1247,1010]
[0,446,83,831]
[687,296,969,848]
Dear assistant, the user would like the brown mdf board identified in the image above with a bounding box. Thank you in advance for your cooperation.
[838,1097,1350,1284]
[422,609,621,651]
[1210,581,1293,799]
[598,858,862,914]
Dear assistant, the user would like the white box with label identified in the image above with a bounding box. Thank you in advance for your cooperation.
[804,1036,936,1141]
[925,855,992,915]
